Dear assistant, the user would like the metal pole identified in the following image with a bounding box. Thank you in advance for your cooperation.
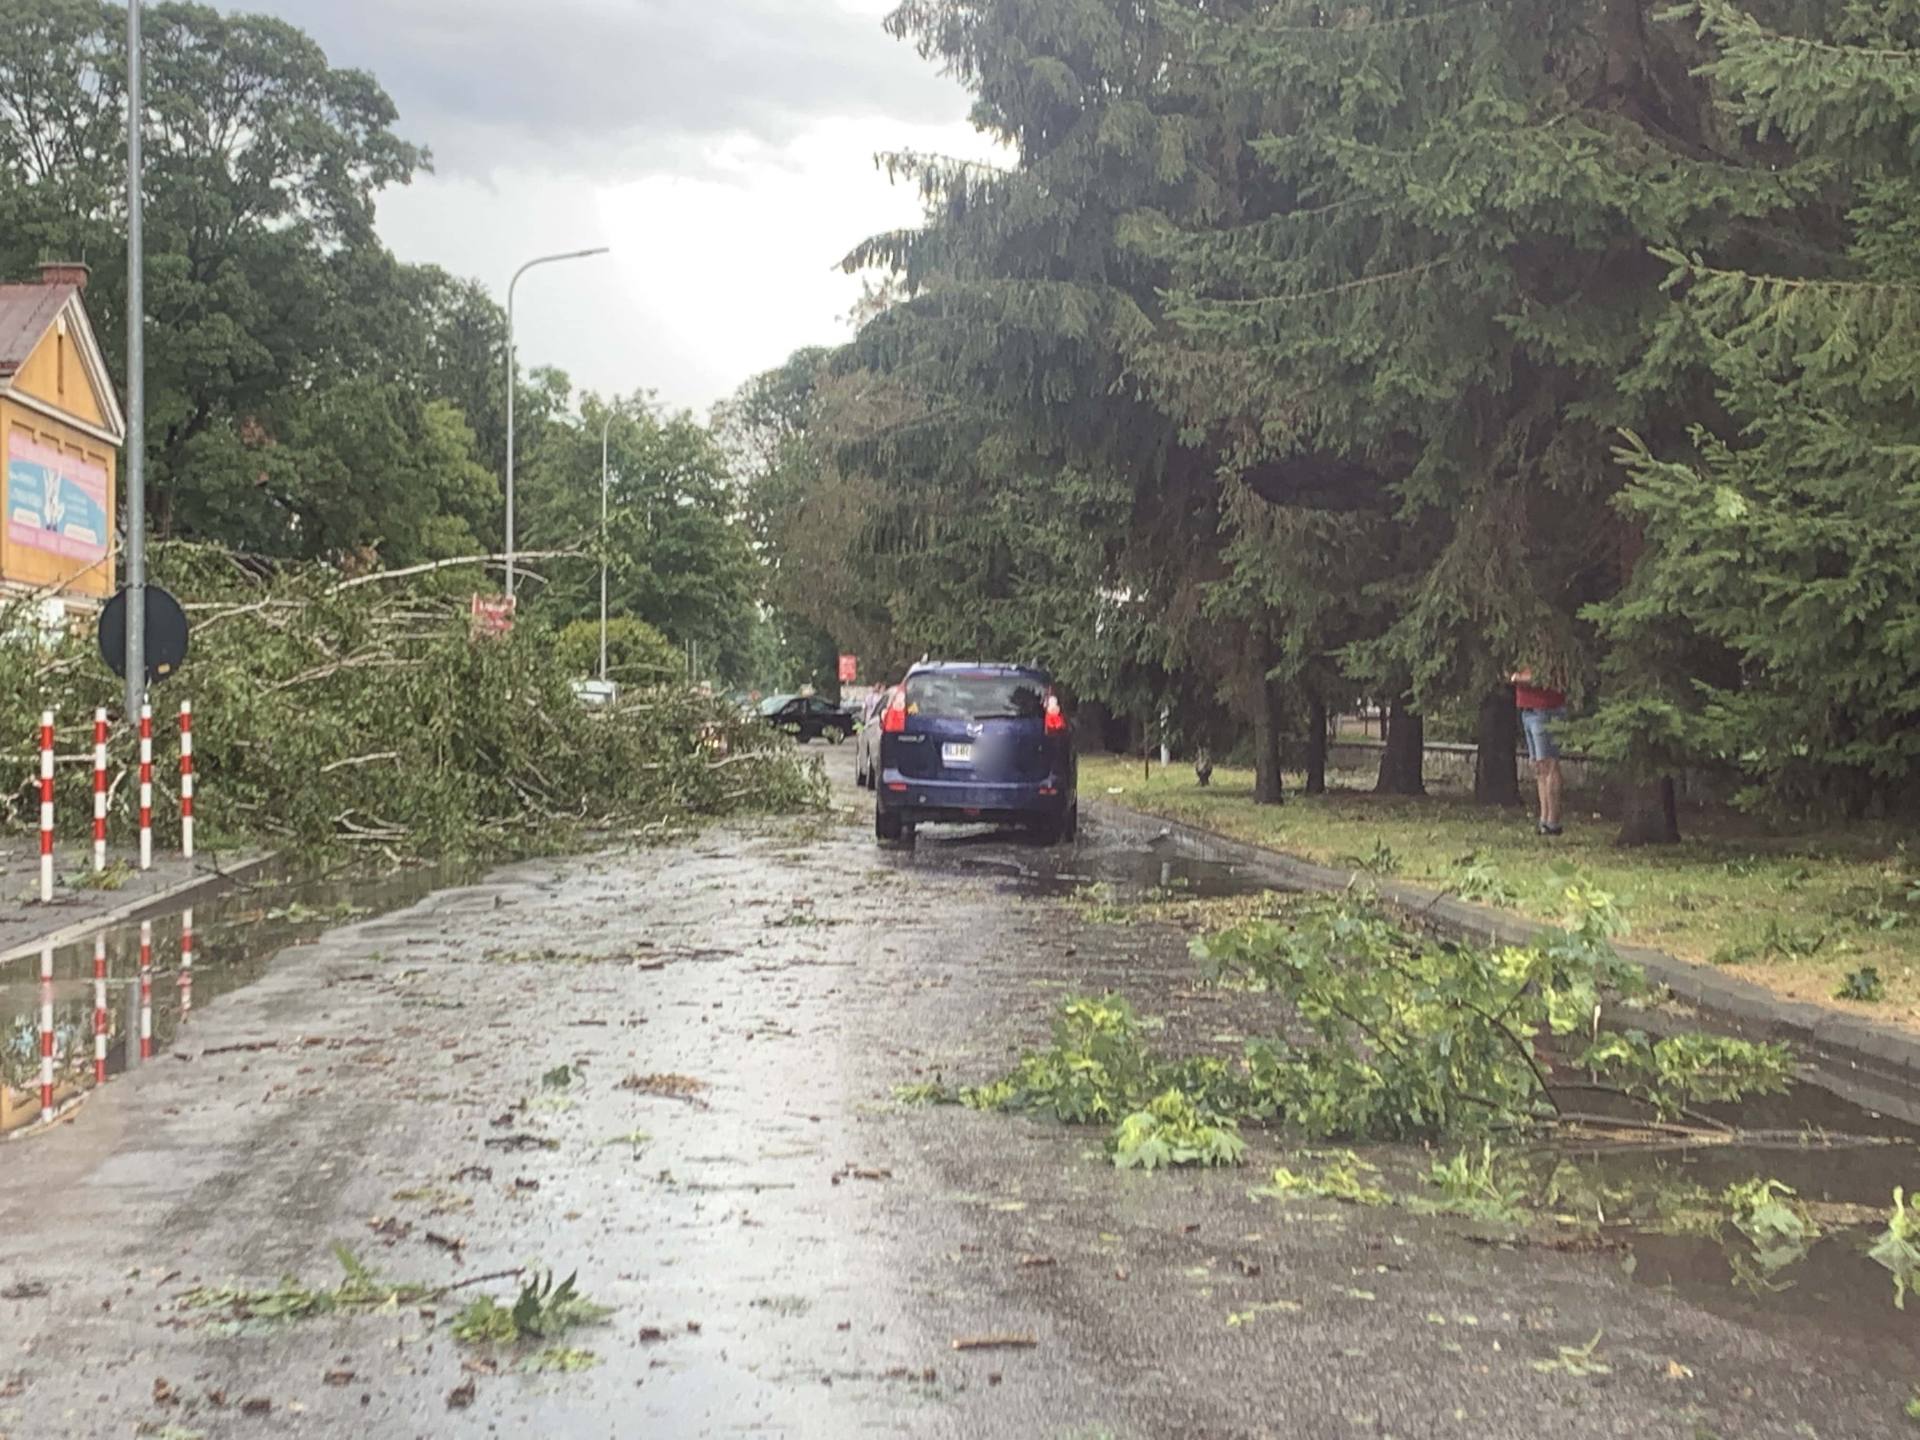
[600,411,612,683]
[123,0,146,722]
[504,246,610,602]
[505,278,514,602]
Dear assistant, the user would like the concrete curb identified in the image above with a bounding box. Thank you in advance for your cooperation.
[0,851,277,969]
[1088,799,1920,1111]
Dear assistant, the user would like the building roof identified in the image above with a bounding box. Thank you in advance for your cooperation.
[0,280,126,444]
[0,283,78,377]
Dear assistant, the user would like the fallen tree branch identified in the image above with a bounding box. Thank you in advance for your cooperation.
[327,550,585,594]
[423,1267,526,1301]
[319,752,402,775]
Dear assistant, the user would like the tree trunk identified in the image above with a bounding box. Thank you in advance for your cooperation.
[1252,671,1285,805]
[1375,701,1426,795]
[1076,700,1112,755]
[1474,689,1520,806]
[1615,776,1680,846]
[1306,696,1328,796]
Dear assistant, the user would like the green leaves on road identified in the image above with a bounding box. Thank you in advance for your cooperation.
[1111,1091,1247,1171]
[451,1271,612,1347]
[1871,1189,1920,1310]
[178,1246,616,1358]
[954,888,1794,1172]
[956,996,1250,1169]
[178,1245,428,1324]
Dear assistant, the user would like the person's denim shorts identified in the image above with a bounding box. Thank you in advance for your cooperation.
[1522,707,1566,763]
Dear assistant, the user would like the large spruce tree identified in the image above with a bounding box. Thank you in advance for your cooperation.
[1590,0,1920,822]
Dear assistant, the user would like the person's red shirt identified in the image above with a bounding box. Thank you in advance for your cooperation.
[1514,682,1565,711]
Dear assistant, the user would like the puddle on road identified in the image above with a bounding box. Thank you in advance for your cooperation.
[1505,1122,1920,1357]
[1527,1010,1920,1343]
[887,825,1274,903]
[0,858,472,1106]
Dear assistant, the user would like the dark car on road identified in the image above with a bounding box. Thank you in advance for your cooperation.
[762,693,854,744]
[874,662,1077,845]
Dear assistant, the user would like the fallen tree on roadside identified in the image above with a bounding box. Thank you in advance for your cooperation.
[1,544,821,860]
[926,885,1797,1166]
[1188,882,1798,1139]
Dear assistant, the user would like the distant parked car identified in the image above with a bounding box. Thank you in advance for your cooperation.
[874,662,1077,846]
[854,685,895,789]
[763,694,854,744]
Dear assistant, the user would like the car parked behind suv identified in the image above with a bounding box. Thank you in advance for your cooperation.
[874,662,1076,845]
[854,685,894,789]
[762,693,854,744]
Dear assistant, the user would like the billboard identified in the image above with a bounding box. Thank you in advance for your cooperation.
[838,653,858,683]
[6,431,108,564]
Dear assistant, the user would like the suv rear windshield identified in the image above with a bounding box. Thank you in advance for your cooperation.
[906,672,1047,721]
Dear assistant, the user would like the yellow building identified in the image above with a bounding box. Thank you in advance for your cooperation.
[0,262,126,610]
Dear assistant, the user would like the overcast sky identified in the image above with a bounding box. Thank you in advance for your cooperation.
[226,0,999,418]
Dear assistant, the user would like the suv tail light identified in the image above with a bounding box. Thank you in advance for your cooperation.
[1044,691,1069,735]
[880,687,907,734]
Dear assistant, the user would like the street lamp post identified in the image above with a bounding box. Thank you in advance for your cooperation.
[600,410,613,683]
[123,0,146,721]
[504,246,610,601]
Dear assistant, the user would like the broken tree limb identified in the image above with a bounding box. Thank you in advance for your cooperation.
[327,550,585,594]
[319,752,402,775]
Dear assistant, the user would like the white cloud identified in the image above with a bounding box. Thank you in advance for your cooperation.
[228,0,1003,417]
[378,113,1004,418]
[241,0,962,178]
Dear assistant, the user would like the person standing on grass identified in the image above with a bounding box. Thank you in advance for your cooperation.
[1509,663,1567,836]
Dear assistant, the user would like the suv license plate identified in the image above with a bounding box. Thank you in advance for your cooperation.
[941,742,975,766]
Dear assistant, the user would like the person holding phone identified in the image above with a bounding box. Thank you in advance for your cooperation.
[1510,664,1567,836]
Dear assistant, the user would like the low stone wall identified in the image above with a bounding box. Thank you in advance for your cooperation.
[1324,738,1601,792]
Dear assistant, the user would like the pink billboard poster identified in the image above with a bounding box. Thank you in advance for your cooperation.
[6,432,109,564]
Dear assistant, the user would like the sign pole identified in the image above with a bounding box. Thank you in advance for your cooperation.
[123,0,146,723]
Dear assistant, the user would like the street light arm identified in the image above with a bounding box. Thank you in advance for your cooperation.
[503,245,612,602]
[511,246,612,294]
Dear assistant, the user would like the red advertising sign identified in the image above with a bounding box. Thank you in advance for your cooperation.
[470,593,516,638]
[837,653,858,684]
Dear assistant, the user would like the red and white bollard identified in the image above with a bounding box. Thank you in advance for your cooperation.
[179,701,194,860]
[93,708,109,872]
[93,934,108,1084]
[138,703,153,871]
[139,919,153,1061]
[39,944,55,1123]
[179,906,194,1019]
[39,711,54,903]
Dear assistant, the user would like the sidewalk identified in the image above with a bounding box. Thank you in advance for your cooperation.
[0,841,272,966]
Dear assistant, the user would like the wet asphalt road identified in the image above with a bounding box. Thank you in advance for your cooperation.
[1,745,1915,1439]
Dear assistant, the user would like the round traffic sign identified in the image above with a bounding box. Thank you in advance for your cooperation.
[97,585,190,682]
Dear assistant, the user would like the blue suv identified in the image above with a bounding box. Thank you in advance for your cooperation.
[875,662,1078,846]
